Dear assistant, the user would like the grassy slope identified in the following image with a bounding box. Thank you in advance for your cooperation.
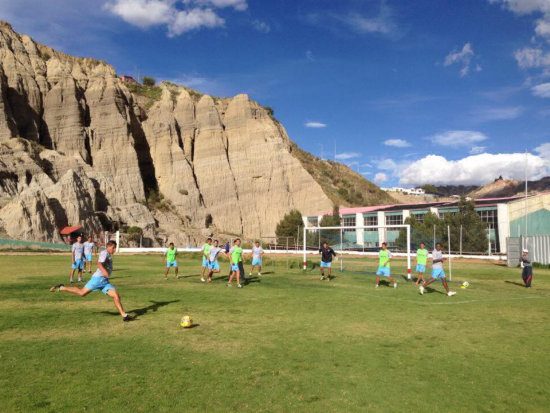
[1,254,549,412]
[290,143,395,208]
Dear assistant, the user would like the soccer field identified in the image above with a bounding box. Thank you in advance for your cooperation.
[1,253,549,412]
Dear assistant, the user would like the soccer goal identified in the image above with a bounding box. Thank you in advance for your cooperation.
[302,224,412,277]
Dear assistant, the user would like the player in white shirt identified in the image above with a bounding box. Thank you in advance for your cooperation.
[250,241,264,276]
[83,236,95,274]
[50,241,133,321]
[419,243,456,297]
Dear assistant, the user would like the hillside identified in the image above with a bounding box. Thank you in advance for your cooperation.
[0,21,388,245]
[470,177,550,199]
[290,143,394,207]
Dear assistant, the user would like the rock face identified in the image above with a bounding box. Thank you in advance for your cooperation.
[0,21,347,244]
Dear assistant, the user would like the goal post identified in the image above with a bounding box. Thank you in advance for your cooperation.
[302,224,412,276]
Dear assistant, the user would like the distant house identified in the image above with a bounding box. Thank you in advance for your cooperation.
[60,226,84,244]
[120,75,138,84]
[381,187,426,196]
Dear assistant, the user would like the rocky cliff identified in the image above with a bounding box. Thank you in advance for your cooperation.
[0,21,389,245]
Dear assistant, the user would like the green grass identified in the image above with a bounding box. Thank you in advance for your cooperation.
[1,254,549,412]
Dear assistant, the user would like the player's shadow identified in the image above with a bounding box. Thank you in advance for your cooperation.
[505,280,526,288]
[177,274,201,279]
[423,287,446,295]
[245,276,261,284]
[97,300,180,318]
[378,280,393,287]
[260,271,274,275]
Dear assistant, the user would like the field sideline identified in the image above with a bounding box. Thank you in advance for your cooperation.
[1,253,549,412]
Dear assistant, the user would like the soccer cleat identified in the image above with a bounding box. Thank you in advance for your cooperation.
[122,314,133,322]
[393,283,397,288]
[201,278,206,283]
[249,272,252,276]
[77,278,82,282]
[226,283,232,287]
[375,284,379,288]
[258,273,262,276]
[49,284,64,292]
[419,286,425,295]
[206,278,211,283]
[237,284,243,288]
[447,291,456,297]
[320,276,325,281]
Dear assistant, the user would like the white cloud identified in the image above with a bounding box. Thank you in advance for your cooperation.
[489,0,550,42]
[536,142,550,159]
[444,43,475,77]
[169,8,224,36]
[305,121,327,128]
[514,47,550,68]
[305,50,315,61]
[104,0,249,35]
[384,139,411,148]
[342,12,394,35]
[429,130,489,147]
[104,0,173,28]
[469,146,487,154]
[532,82,550,97]
[399,152,548,185]
[474,106,524,121]
[188,0,247,10]
[335,152,361,160]
[252,19,270,33]
[373,172,388,184]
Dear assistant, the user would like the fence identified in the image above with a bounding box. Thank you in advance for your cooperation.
[507,236,550,266]
[0,238,71,251]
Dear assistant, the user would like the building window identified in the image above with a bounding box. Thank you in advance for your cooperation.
[385,214,403,226]
[413,213,425,223]
[364,215,378,231]
[342,216,356,232]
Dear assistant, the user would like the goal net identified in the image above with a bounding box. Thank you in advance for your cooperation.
[302,225,414,278]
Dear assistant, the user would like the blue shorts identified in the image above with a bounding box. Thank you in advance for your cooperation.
[84,276,115,294]
[231,263,240,272]
[320,261,332,268]
[252,258,262,266]
[202,257,208,267]
[85,254,93,262]
[376,266,390,277]
[431,268,446,279]
[71,259,84,270]
[166,261,178,268]
[208,260,220,271]
[416,264,426,273]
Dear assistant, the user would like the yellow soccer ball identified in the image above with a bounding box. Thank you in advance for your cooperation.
[180,315,193,328]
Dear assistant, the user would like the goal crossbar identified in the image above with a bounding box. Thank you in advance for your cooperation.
[302,224,411,274]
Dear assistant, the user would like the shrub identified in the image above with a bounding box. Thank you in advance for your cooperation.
[127,226,143,242]
[142,76,156,86]
[42,51,51,61]
[179,189,189,195]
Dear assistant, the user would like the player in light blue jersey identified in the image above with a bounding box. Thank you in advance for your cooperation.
[50,241,133,321]
[70,235,85,283]
[83,236,95,274]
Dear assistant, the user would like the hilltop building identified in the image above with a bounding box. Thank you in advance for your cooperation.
[304,193,550,253]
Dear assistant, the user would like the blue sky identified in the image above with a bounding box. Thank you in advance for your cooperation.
[1,0,549,186]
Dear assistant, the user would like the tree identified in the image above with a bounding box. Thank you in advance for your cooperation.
[319,205,341,246]
[275,210,304,244]
[395,197,488,252]
[127,226,143,243]
[142,76,156,86]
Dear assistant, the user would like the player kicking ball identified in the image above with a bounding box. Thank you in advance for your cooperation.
[415,242,428,286]
[375,242,397,288]
[206,240,225,283]
[250,241,264,276]
[419,243,456,297]
[50,241,133,321]
[164,242,179,280]
[319,242,337,281]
